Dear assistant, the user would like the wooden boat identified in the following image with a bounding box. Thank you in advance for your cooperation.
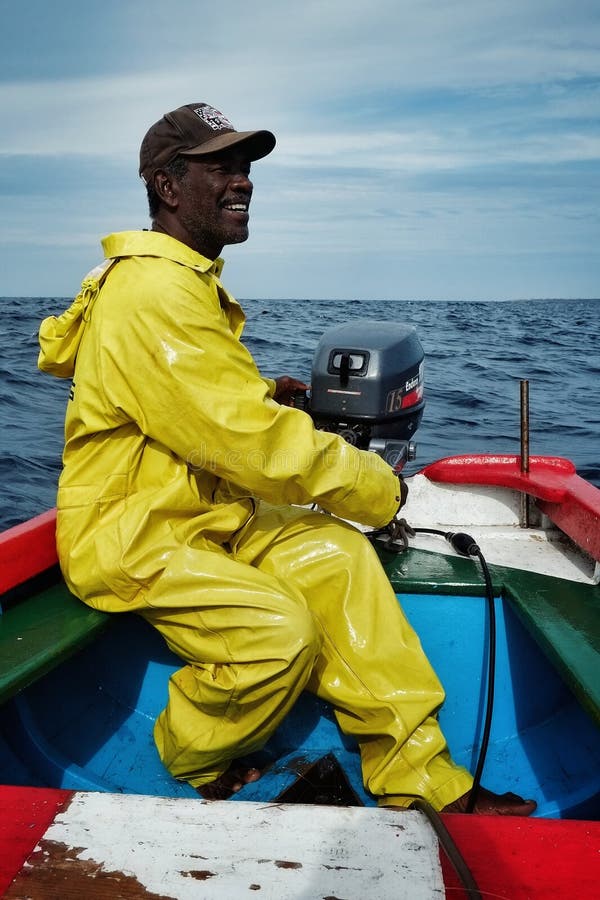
[1,452,599,897]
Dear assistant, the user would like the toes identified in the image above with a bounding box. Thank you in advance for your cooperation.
[244,767,261,784]
[197,765,263,800]
[442,787,537,816]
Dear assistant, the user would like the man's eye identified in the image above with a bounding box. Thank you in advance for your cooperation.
[211,163,250,177]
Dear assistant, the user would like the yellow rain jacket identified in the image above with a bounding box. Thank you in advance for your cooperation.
[40,231,400,606]
[38,230,471,808]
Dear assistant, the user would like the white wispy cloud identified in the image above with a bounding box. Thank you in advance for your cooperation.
[0,0,598,299]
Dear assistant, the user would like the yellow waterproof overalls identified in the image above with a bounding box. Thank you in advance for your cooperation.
[38,230,472,808]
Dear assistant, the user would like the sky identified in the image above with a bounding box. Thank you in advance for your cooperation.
[1,0,599,301]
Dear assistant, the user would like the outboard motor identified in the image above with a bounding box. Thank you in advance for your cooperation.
[295,320,425,472]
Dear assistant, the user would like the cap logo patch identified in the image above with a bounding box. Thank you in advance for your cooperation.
[193,105,234,131]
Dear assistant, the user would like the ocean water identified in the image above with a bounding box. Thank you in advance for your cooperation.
[1,296,599,532]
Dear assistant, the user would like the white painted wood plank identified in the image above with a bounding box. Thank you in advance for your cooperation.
[400,474,596,583]
[27,792,445,899]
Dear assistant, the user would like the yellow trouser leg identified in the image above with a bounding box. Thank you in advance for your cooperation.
[235,506,473,810]
[140,544,322,787]
[141,504,471,808]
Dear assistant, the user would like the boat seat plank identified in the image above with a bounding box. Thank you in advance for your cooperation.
[3,792,445,899]
[502,573,600,728]
[379,546,600,726]
[0,582,109,705]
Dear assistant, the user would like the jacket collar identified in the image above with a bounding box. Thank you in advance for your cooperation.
[101,231,225,278]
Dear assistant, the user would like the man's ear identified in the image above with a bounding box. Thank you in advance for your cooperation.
[153,169,179,210]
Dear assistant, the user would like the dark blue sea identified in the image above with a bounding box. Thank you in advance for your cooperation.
[1,296,599,531]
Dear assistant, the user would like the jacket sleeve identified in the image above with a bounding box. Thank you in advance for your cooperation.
[98,263,401,528]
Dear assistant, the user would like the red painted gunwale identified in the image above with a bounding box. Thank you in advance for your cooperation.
[0,785,70,895]
[422,454,600,563]
[439,812,600,898]
[0,509,58,594]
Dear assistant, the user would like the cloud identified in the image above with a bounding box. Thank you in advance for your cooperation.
[0,0,598,299]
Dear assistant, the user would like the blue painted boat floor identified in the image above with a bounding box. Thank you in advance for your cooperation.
[2,593,599,819]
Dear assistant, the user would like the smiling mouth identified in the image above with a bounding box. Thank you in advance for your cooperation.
[222,201,249,213]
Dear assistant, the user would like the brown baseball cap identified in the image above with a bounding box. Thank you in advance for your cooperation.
[139,103,276,184]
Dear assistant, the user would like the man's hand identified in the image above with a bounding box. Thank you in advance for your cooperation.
[273,376,310,407]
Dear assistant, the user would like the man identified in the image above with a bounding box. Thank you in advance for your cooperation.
[39,103,535,814]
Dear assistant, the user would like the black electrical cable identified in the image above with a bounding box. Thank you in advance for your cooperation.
[409,797,482,898]
[464,546,496,813]
[367,522,497,813]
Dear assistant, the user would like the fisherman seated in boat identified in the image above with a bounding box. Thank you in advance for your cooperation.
[38,102,535,816]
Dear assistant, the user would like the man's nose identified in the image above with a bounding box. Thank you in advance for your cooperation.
[230,170,253,191]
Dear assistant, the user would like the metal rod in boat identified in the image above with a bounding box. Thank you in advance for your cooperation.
[520,379,530,527]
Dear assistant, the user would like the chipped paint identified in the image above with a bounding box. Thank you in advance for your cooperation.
[180,869,216,880]
[5,792,445,899]
[6,838,175,900]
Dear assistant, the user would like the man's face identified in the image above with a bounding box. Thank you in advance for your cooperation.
[176,149,254,259]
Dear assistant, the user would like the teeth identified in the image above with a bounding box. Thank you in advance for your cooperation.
[225,203,247,211]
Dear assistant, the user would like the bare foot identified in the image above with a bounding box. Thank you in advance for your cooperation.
[197,765,261,800]
[442,786,537,816]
